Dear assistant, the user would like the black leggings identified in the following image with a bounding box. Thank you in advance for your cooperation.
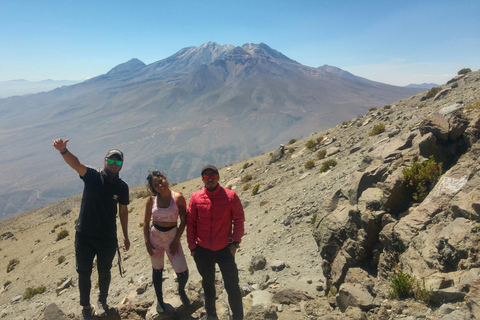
[75,232,117,306]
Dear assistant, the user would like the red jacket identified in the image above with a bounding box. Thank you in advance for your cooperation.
[187,185,245,251]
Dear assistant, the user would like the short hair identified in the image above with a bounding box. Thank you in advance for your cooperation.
[146,170,167,195]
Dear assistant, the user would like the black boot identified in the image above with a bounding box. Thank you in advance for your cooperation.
[152,268,166,313]
[177,269,190,306]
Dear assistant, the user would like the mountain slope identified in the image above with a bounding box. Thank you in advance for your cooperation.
[0,42,423,220]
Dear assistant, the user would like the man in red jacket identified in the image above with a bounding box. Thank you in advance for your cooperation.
[187,165,245,320]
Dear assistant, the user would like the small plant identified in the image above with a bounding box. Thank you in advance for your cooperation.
[56,230,69,241]
[368,107,377,112]
[226,184,233,189]
[403,156,442,202]
[4,280,12,288]
[458,68,471,75]
[304,160,315,169]
[241,174,253,183]
[6,258,19,273]
[136,190,150,198]
[242,183,251,191]
[305,139,318,151]
[252,184,261,195]
[288,138,297,145]
[311,213,317,225]
[320,159,337,173]
[466,99,480,110]
[389,272,415,299]
[316,149,326,160]
[242,162,250,169]
[425,86,441,99]
[342,121,350,126]
[414,278,433,305]
[138,222,144,228]
[451,82,459,88]
[287,146,295,153]
[383,104,392,110]
[418,103,425,109]
[128,277,134,284]
[23,285,46,300]
[57,255,66,264]
[369,123,386,136]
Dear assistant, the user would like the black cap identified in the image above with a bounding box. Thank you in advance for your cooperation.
[201,165,219,176]
[105,149,124,161]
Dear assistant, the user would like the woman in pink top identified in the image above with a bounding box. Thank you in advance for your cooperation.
[143,170,189,314]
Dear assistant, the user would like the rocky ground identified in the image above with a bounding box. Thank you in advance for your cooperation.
[1,70,480,319]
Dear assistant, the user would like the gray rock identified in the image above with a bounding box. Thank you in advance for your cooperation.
[336,282,375,312]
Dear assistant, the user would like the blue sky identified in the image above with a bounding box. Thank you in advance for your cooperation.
[1,0,479,86]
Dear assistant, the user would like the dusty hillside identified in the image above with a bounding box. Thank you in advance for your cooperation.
[1,70,480,319]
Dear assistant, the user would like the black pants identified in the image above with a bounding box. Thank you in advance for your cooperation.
[194,245,243,320]
[75,232,117,306]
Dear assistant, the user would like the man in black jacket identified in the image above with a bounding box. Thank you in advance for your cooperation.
[53,138,130,320]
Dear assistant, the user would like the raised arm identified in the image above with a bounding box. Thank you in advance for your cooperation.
[52,138,87,177]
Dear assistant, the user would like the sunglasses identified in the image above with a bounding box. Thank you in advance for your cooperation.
[203,173,218,180]
[106,158,123,166]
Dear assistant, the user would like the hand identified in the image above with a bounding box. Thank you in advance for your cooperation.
[229,244,237,256]
[145,242,154,256]
[169,241,179,255]
[122,237,130,252]
[52,138,69,152]
[190,250,195,257]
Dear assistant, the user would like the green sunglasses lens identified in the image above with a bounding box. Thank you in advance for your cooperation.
[106,158,123,165]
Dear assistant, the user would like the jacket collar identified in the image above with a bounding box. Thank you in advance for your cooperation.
[204,184,221,196]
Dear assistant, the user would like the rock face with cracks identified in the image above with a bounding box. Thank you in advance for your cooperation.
[2,71,480,319]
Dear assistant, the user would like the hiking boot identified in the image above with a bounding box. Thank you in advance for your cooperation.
[179,290,190,307]
[156,301,166,314]
[96,300,109,316]
[78,306,94,320]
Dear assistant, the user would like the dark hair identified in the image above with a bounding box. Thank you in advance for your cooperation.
[146,170,167,195]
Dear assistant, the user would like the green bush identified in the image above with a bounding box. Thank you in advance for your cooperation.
[317,149,326,160]
[241,174,253,183]
[418,104,425,109]
[383,104,392,110]
[23,285,46,300]
[403,156,442,202]
[320,159,337,173]
[304,160,315,169]
[6,258,19,273]
[288,138,297,145]
[58,255,66,264]
[389,272,433,304]
[242,183,251,191]
[389,272,415,299]
[451,82,459,88]
[3,280,11,288]
[368,107,377,112]
[311,213,317,225]
[369,123,386,136]
[305,139,318,151]
[425,86,441,99]
[252,184,261,195]
[458,68,472,75]
[242,162,250,169]
[56,230,69,241]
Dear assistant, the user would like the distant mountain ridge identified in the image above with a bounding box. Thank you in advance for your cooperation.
[0,42,424,220]
[405,82,438,89]
[0,79,80,98]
